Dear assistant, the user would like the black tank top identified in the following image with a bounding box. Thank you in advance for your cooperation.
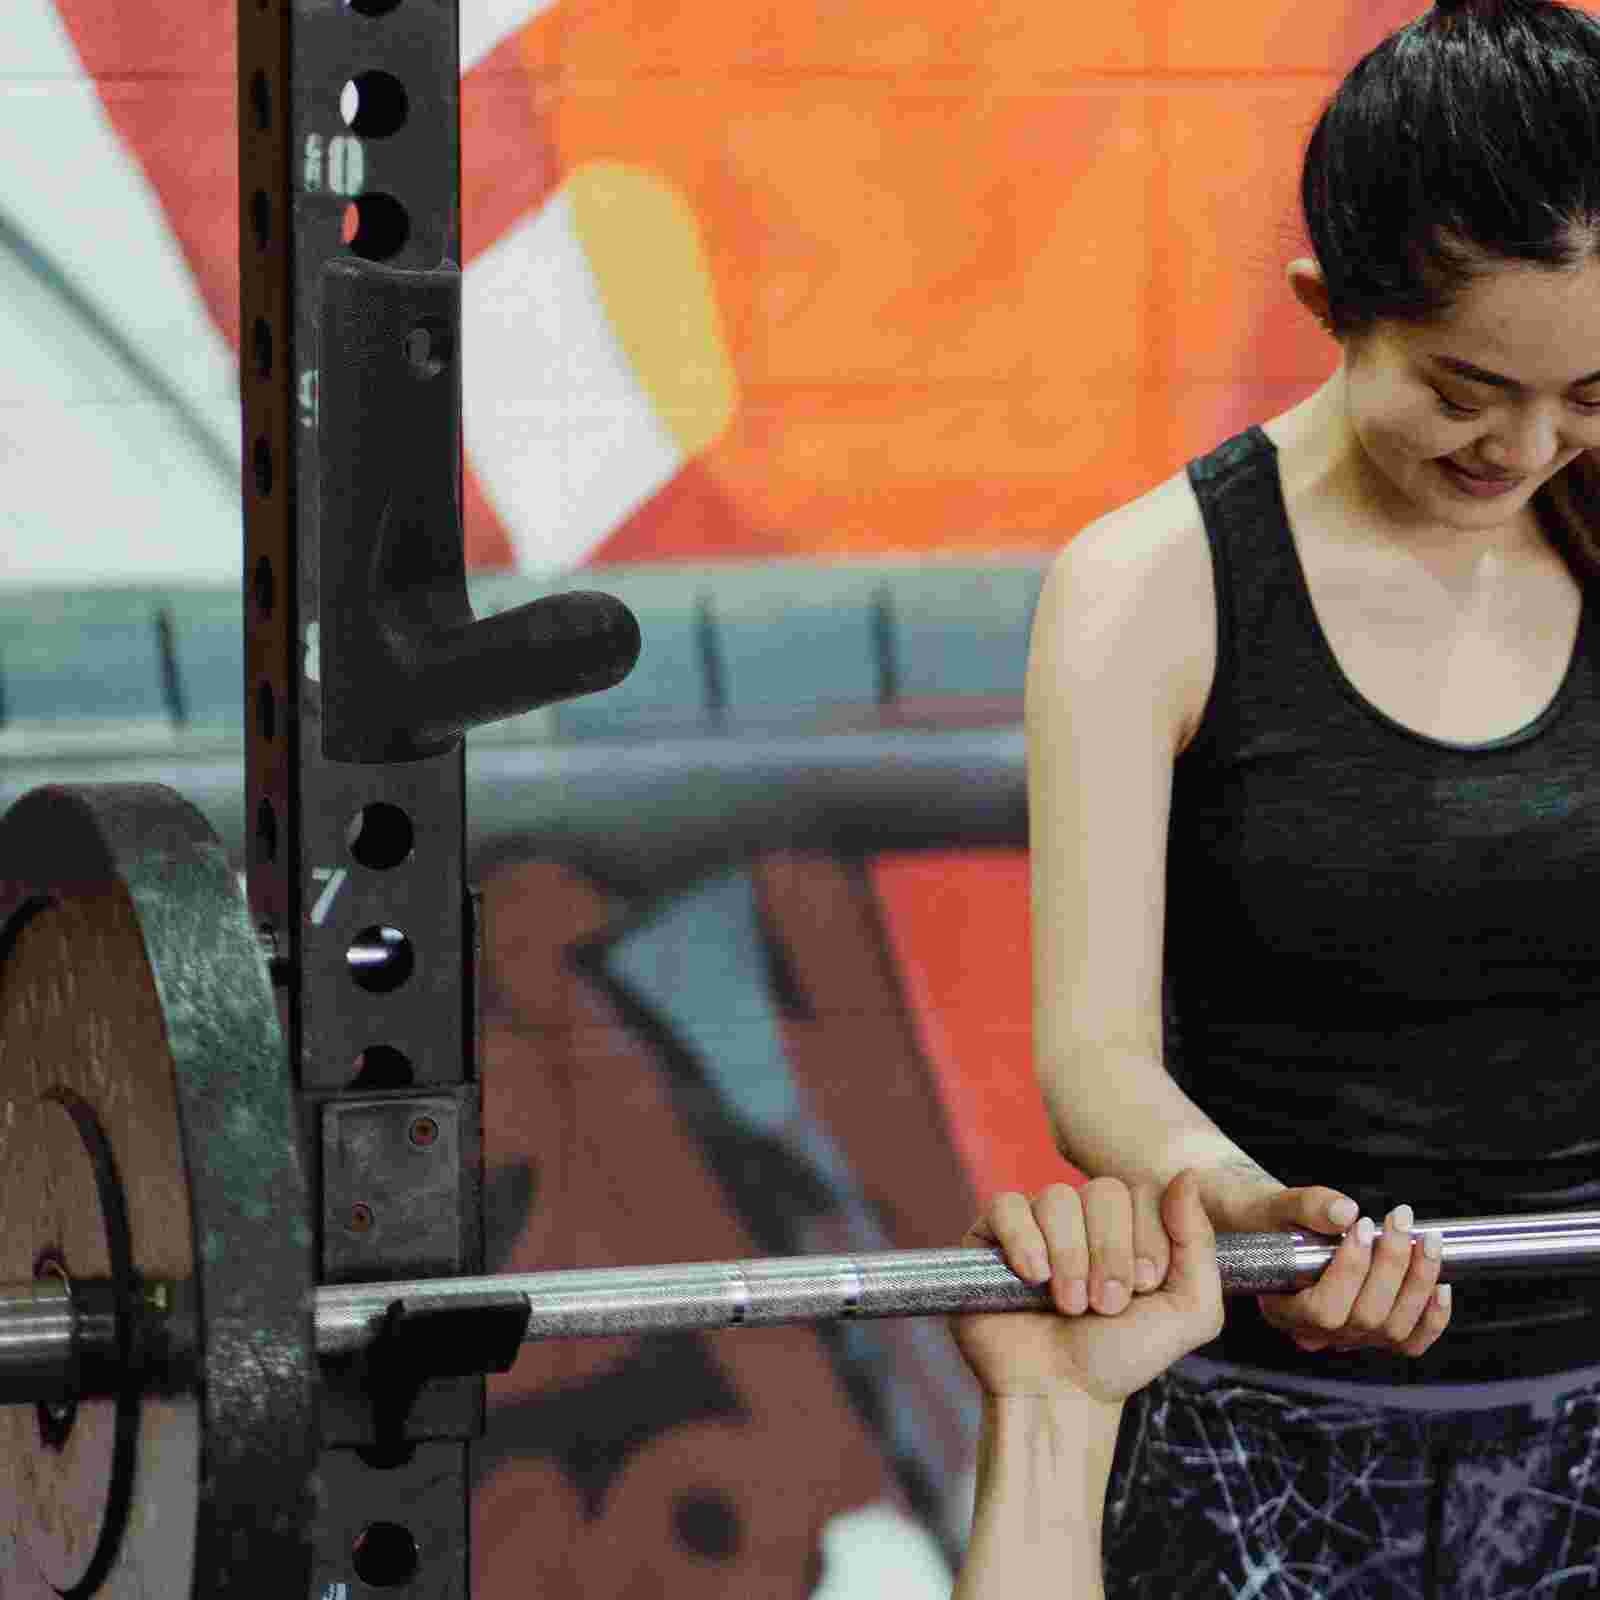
[1169,424,1600,1383]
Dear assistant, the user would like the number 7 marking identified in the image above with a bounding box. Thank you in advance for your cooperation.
[310,868,347,926]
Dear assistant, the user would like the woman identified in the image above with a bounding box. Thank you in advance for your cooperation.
[995,0,1600,1590]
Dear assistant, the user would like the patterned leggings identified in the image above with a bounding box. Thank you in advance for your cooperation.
[1103,1357,1600,1598]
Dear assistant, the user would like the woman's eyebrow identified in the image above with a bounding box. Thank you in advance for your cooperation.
[1432,353,1600,391]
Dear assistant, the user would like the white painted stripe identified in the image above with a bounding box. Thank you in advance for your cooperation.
[0,0,243,585]
[460,0,556,74]
[0,0,241,468]
[810,1501,954,1598]
[462,192,683,573]
[0,245,242,586]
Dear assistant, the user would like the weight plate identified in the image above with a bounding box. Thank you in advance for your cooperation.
[0,783,317,1597]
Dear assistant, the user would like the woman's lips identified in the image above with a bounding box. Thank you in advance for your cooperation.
[1440,459,1525,497]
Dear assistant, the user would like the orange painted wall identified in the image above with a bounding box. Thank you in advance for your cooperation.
[51,0,1459,571]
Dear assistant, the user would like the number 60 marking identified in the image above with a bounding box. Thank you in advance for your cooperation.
[302,133,365,197]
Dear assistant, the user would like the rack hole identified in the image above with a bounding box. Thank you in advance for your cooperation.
[348,927,414,994]
[344,0,403,13]
[352,1522,419,1587]
[250,189,270,250]
[256,797,278,863]
[252,317,272,380]
[256,680,276,742]
[249,70,271,132]
[340,71,408,138]
[253,437,273,496]
[254,555,274,620]
[346,804,414,870]
[351,1046,414,1090]
[341,194,409,261]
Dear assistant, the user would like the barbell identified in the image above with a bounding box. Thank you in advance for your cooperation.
[5,781,1600,1597]
[5,1211,1600,1395]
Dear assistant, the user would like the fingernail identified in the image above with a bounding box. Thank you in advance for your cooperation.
[1437,1284,1453,1310]
[1030,1253,1052,1283]
[1067,1279,1088,1315]
[1329,1198,1359,1227]
[1389,1204,1414,1234]
[1423,1229,1443,1261]
[1356,1216,1377,1247]
[1101,1280,1127,1313]
[1134,1259,1158,1292]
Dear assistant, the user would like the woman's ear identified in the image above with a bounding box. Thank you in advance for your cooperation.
[1285,258,1332,326]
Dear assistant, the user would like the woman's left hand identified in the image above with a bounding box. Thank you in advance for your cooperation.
[950,1169,1225,1408]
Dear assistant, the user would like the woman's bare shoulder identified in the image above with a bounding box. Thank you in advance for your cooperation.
[1073,467,1207,564]
[1046,470,1216,754]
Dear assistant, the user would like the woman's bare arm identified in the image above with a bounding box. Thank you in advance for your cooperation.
[1027,514,1276,1211]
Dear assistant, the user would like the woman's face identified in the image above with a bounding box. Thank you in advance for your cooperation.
[1337,254,1600,539]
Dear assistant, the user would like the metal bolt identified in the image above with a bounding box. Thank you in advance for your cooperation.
[349,1203,374,1233]
[408,1116,438,1149]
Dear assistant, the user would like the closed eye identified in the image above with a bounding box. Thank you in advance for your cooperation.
[1432,387,1600,420]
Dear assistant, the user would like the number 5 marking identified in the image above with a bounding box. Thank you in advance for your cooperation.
[310,868,347,926]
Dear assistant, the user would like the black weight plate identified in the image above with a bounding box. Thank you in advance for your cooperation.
[0,783,317,1597]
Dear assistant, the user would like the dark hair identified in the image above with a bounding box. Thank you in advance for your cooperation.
[1301,0,1600,575]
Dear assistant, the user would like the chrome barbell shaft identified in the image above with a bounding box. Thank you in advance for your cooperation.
[320,1206,1600,1354]
[6,1208,1600,1401]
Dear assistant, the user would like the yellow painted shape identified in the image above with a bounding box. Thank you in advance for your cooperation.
[564,160,738,460]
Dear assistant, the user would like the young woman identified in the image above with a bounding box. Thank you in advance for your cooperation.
[992,0,1600,1590]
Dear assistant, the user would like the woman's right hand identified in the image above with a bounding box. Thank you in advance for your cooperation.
[1220,1183,1453,1357]
[1063,1171,1453,1359]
